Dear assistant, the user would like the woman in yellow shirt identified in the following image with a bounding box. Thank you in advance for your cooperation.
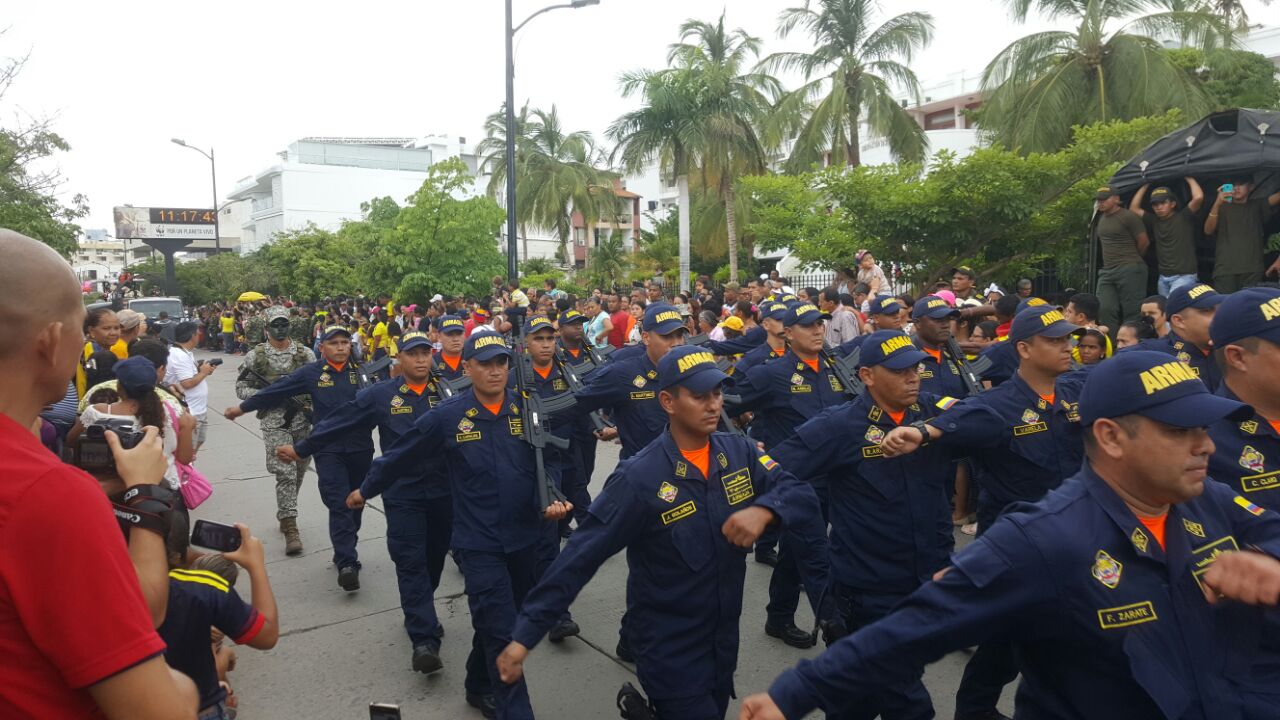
[76,308,126,397]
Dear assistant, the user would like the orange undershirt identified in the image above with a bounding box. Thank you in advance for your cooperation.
[566,347,581,358]
[680,444,711,479]
[534,365,552,379]
[1040,393,1055,406]
[441,353,461,371]
[483,401,503,416]
[1270,420,1280,435]
[329,361,347,372]
[1138,514,1167,551]
[887,410,906,425]
[801,358,819,373]
[405,382,428,395]
[922,347,942,363]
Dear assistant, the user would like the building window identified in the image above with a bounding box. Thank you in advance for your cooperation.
[924,109,956,130]
[575,227,586,246]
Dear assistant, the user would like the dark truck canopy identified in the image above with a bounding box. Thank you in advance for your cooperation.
[1109,108,1280,199]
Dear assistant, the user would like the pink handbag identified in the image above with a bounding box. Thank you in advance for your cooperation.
[165,403,213,509]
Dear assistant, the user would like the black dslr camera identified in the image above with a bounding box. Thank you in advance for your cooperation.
[78,419,146,469]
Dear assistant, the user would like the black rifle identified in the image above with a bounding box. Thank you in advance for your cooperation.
[943,337,990,397]
[507,308,576,511]
[555,350,613,432]
[355,356,394,389]
[821,344,865,398]
[236,364,313,427]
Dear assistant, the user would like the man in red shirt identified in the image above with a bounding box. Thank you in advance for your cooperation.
[607,294,630,349]
[0,229,197,719]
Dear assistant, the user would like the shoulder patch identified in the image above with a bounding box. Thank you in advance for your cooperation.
[1235,495,1266,516]
[758,454,778,471]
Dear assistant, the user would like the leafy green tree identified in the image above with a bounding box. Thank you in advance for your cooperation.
[977,0,1224,153]
[358,158,506,301]
[479,104,616,265]
[0,49,87,255]
[635,209,679,274]
[744,112,1188,289]
[584,233,631,291]
[763,0,934,170]
[258,226,363,301]
[1168,47,1280,110]
[668,14,777,282]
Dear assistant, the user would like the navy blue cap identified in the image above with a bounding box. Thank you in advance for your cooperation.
[1166,283,1224,317]
[1015,296,1049,315]
[115,356,157,397]
[777,293,799,304]
[785,302,831,327]
[658,345,732,393]
[1211,287,1280,348]
[1079,350,1251,426]
[559,309,589,325]
[912,295,959,320]
[760,302,789,322]
[868,296,904,316]
[643,303,687,335]
[526,315,555,335]
[463,331,512,362]
[859,330,929,370]
[436,315,465,334]
[1009,305,1081,344]
[399,331,432,352]
[321,325,352,341]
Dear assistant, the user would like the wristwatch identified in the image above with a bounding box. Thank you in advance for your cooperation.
[910,420,932,446]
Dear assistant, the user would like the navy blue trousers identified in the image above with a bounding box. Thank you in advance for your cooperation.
[313,450,372,569]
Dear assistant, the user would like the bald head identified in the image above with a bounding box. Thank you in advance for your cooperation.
[0,229,83,357]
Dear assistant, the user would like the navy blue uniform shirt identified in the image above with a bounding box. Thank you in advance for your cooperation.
[726,349,849,451]
[159,569,262,711]
[729,341,787,378]
[708,324,767,357]
[294,378,448,500]
[979,339,1018,386]
[766,466,1280,720]
[773,392,984,593]
[240,358,373,452]
[1138,332,1221,392]
[364,388,555,553]
[574,350,666,458]
[512,430,824,701]
[915,343,969,398]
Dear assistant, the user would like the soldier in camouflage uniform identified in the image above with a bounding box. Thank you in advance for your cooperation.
[236,305,316,555]
[242,302,269,348]
[288,307,312,345]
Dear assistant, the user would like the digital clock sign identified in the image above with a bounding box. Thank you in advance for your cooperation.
[114,206,217,241]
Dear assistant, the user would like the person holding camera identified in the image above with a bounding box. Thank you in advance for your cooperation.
[71,356,194,493]
[0,228,198,718]
[161,524,279,720]
[168,321,215,452]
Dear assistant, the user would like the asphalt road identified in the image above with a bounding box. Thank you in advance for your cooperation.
[191,349,1014,720]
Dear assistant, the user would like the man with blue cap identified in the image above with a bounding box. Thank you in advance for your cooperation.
[497,344,826,720]
[911,295,967,398]
[769,330,993,720]
[730,301,791,377]
[554,308,603,537]
[361,330,573,720]
[867,296,905,332]
[742,350,1280,720]
[880,303,1087,719]
[727,301,845,647]
[224,323,374,592]
[275,330,449,676]
[1206,286,1280,716]
[427,314,468,406]
[1138,283,1224,391]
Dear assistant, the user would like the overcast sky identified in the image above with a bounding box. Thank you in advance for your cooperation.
[6,0,1280,234]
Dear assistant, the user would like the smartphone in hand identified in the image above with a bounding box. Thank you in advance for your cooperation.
[190,519,243,552]
[369,703,401,720]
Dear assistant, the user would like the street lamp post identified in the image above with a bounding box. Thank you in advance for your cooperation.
[505,0,600,284]
[171,138,222,254]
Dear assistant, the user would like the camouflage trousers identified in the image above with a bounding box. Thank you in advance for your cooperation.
[260,410,313,521]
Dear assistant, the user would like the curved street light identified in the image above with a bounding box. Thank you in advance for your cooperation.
[171,138,222,254]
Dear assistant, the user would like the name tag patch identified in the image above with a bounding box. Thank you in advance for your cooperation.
[722,467,754,505]
[1013,422,1048,436]
[1191,536,1239,590]
[862,445,884,459]
[661,501,697,525]
[508,417,524,437]
[1098,601,1158,629]
[790,384,812,393]
[456,431,483,443]
[391,407,414,415]
[1241,470,1280,494]
[630,391,656,400]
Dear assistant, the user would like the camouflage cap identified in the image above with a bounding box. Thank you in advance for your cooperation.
[265,306,290,322]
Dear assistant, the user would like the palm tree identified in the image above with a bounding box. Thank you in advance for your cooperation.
[587,233,630,290]
[980,0,1228,153]
[609,68,705,292]
[478,104,616,265]
[763,0,934,171]
[667,14,777,283]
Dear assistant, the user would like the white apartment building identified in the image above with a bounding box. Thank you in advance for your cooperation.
[71,234,153,284]
[229,136,485,254]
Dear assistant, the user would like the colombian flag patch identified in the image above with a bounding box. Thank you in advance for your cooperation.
[936,397,959,410]
[759,454,779,471]
[1235,495,1266,516]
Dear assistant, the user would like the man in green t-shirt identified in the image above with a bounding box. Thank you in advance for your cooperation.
[1204,178,1280,292]
[1130,178,1204,296]
[1093,186,1150,334]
